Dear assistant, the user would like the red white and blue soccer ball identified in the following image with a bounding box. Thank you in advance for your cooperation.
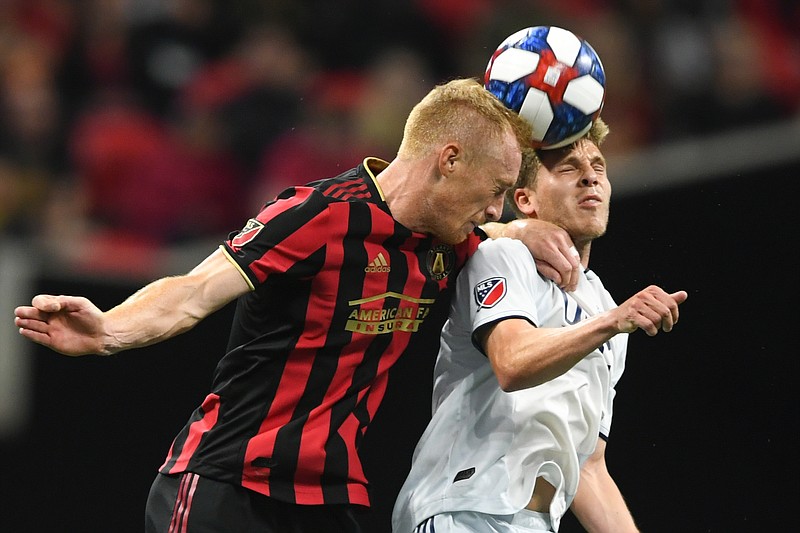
[484,26,606,149]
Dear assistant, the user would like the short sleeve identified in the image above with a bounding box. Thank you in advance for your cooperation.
[459,237,544,336]
[222,186,331,289]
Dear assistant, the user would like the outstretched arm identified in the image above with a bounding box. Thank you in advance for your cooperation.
[571,438,639,533]
[482,285,688,391]
[483,219,581,291]
[14,248,250,356]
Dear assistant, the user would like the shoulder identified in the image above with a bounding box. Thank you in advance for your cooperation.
[477,236,530,254]
[472,237,535,268]
[302,157,388,205]
[252,161,379,228]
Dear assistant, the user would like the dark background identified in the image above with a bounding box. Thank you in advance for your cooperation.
[1,1,797,531]
[1,162,796,532]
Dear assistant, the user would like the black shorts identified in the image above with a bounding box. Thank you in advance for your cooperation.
[145,472,364,533]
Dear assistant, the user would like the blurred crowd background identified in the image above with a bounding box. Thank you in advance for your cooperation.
[1,3,798,531]
[1,0,798,279]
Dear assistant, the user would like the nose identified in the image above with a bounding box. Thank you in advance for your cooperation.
[484,195,504,222]
[580,165,599,187]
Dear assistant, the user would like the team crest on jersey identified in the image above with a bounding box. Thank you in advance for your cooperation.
[427,244,455,281]
[474,277,507,309]
[231,218,264,249]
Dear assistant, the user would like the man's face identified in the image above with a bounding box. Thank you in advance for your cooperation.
[528,139,611,244]
[422,130,521,245]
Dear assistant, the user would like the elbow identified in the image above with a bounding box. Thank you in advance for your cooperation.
[497,376,524,393]
[485,320,554,392]
[497,373,545,393]
[491,356,536,393]
[490,348,554,392]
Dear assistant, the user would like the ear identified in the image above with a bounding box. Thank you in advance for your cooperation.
[437,143,460,178]
[513,188,538,218]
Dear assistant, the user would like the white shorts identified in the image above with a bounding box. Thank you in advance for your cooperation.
[413,509,554,533]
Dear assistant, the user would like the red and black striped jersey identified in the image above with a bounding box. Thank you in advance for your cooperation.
[159,157,483,507]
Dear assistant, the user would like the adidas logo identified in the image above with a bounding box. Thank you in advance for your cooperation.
[365,252,391,273]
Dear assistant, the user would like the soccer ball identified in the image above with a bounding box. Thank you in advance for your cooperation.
[484,26,605,149]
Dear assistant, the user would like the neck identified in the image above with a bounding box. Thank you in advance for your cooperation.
[574,240,592,269]
[376,158,436,233]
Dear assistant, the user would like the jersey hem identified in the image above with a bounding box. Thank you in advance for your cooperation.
[161,462,371,507]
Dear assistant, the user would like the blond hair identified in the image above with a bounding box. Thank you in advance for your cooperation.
[398,78,532,161]
[505,118,610,218]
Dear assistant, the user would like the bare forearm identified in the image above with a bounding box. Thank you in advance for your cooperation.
[481,221,505,239]
[487,313,618,391]
[14,248,248,357]
[572,470,638,532]
[102,248,249,354]
[487,285,686,391]
[103,276,210,353]
[571,440,639,533]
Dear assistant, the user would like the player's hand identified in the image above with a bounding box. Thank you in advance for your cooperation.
[503,218,582,291]
[14,295,110,356]
[614,286,688,336]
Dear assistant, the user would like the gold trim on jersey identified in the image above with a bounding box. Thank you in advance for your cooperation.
[220,245,256,291]
[348,292,436,306]
[363,157,389,201]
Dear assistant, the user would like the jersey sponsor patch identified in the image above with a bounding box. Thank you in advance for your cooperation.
[474,277,507,309]
[231,218,264,249]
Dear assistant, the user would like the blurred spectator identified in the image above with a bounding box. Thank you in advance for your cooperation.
[249,70,368,209]
[414,0,494,44]
[186,23,314,176]
[0,2,73,237]
[628,0,797,139]
[288,0,452,76]
[67,97,241,236]
[58,0,134,118]
[126,0,241,117]
[0,0,797,276]
[738,0,800,113]
[0,156,50,235]
[250,47,432,210]
[353,47,433,160]
[0,23,68,173]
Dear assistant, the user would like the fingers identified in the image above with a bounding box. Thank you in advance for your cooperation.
[14,295,65,326]
[671,290,689,304]
[14,305,50,322]
[533,260,562,287]
[535,240,581,292]
[17,327,52,346]
[644,287,677,334]
[655,288,688,332]
[31,294,65,313]
[562,246,581,292]
[508,219,581,292]
[625,286,687,336]
[14,309,56,349]
[14,315,51,334]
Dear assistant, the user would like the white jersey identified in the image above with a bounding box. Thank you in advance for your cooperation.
[392,238,628,532]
